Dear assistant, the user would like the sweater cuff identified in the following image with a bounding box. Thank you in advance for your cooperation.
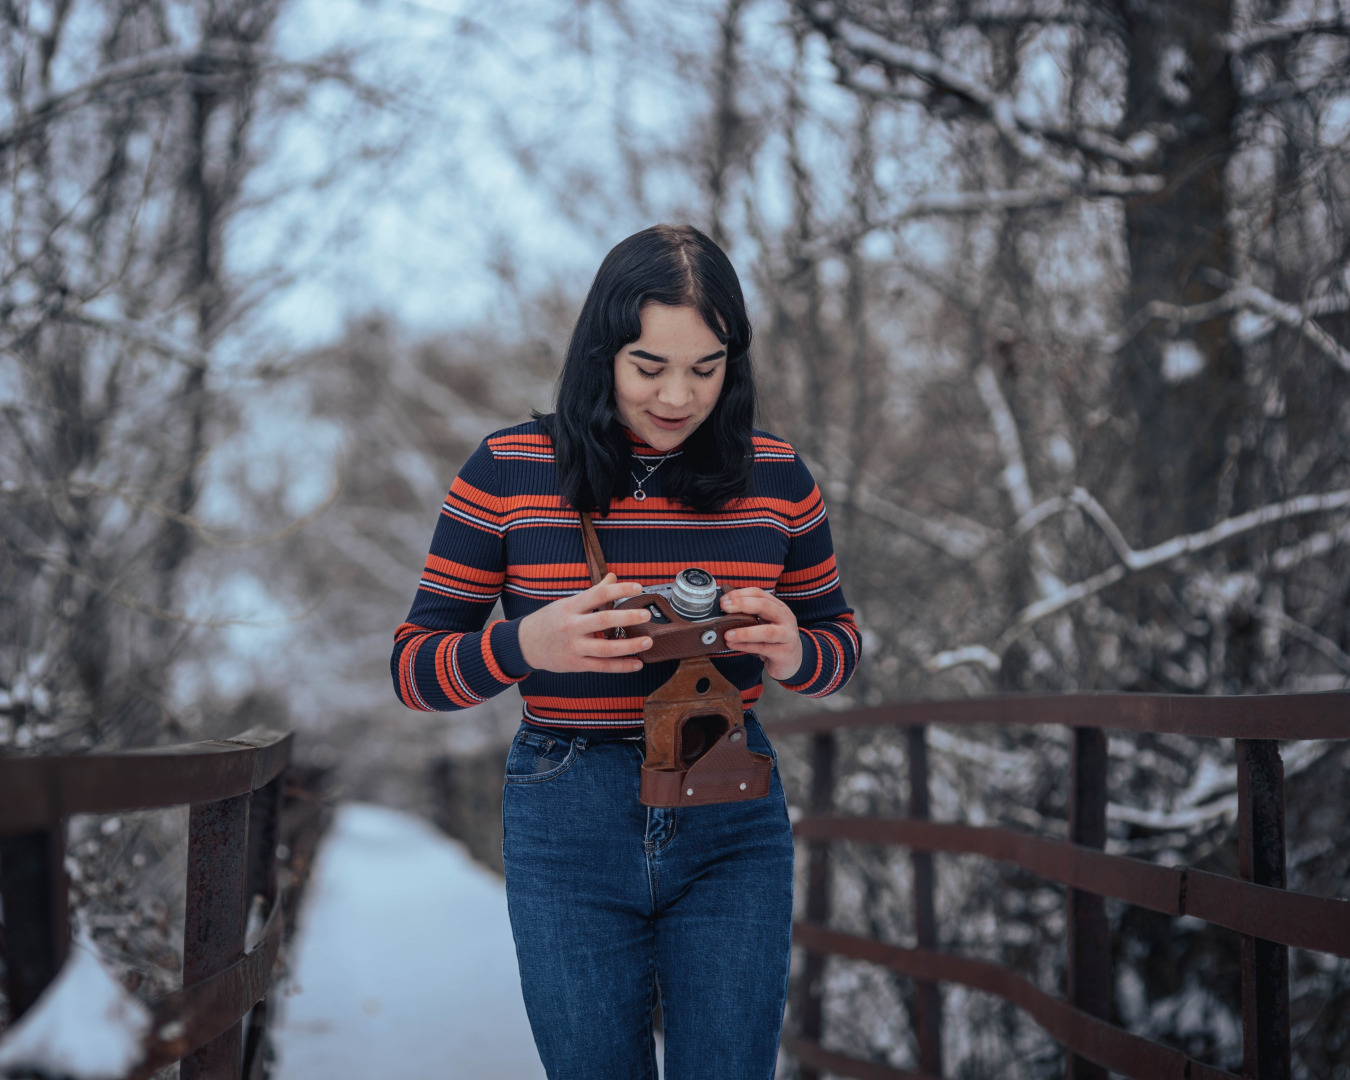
[778,629,820,691]
[489,618,532,681]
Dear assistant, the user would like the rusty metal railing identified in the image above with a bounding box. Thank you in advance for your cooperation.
[0,726,292,1080]
[769,692,1350,1080]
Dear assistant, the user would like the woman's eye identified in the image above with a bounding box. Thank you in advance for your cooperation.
[637,367,661,379]
[693,368,718,380]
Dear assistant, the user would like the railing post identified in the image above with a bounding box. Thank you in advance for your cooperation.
[241,773,284,1080]
[1237,739,1290,1080]
[182,793,251,1080]
[0,825,69,1021]
[1066,726,1110,1080]
[908,724,943,1076]
[796,731,836,1080]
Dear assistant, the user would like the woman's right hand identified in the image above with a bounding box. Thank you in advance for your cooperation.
[517,573,653,673]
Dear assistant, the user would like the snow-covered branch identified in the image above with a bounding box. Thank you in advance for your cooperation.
[1269,519,1350,572]
[805,1,1162,187]
[927,487,1350,672]
[1220,17,1350,53]
[974,365,1034,519]
[852,485,996,561]
[869,180,1166,227]
[1014,488,1136,566]
[973,364,1064,598]
[1103,283,1350,370]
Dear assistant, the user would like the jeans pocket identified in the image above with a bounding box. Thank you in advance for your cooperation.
[504,729,581,785]
[743,711,778,765]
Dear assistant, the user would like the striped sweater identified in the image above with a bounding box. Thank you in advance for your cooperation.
[392,420,859,729]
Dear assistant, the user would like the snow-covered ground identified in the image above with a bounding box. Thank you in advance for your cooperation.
[271,803,545,1080]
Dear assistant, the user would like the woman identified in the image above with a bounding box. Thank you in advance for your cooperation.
[392,224,859,1079]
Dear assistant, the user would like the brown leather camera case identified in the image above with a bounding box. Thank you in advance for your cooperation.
[578,512,772,807]
[637,656,772,806]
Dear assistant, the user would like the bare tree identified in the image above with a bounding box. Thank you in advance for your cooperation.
[0,0,388,1027]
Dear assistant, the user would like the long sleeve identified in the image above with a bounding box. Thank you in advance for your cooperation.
[391,439,531,712]
[772,454,861,697]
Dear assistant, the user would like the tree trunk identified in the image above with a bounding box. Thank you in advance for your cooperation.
[1117,0,1241,542]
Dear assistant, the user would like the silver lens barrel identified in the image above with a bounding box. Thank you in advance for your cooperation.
[670,567,718,619]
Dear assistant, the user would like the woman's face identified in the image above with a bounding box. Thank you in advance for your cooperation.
[613,303,727,452]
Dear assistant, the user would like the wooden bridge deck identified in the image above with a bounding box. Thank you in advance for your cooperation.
[272,803,545,1080]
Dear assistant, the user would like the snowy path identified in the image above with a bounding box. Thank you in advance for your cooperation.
[271,803,546,1080]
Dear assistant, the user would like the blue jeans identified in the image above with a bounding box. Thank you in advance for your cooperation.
[501,715,795,1080]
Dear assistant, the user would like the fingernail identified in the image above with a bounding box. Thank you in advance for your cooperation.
[641,638,652,649]
[631,661,643,670]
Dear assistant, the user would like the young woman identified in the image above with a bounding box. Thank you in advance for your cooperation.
[393,224,859,1079]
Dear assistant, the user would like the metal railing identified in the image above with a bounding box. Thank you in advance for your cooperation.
[769,692,1350,1080]
[0,726,292,1080]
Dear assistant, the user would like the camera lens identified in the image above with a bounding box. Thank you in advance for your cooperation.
[671,567,718,618]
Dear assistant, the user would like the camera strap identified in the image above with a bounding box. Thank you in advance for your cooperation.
[577,511,608,586]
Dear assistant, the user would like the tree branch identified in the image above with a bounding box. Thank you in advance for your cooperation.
[927,487,1350,672]
[0,44,389,151]
[852,485,996,561]
[804,1,1163,186]
[1101,282,1350,370]
[1220,17,1350,53]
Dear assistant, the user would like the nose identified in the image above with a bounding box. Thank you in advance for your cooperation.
[658,376,694,408]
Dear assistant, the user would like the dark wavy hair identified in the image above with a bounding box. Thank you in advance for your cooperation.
[538,224,757,516]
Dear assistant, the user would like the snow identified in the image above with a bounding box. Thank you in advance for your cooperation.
[1161,339,1207,383]
[271,803,546,1080]
[0,930,151,1080]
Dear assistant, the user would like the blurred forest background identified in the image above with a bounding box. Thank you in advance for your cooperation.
[3,0,1350,1076]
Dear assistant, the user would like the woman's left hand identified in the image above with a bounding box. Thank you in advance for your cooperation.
[720,588,803,682]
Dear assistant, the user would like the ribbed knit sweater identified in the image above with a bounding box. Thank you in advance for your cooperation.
[392,420,859,729]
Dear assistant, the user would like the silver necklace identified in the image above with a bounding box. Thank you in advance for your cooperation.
[630,450,676,502]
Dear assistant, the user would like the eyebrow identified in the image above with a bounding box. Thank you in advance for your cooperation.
[629,348,726,364]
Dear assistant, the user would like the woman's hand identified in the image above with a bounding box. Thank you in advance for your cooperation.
[720,588,803,682]
[517,573,653,674]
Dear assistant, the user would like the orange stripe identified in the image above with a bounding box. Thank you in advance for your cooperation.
[488,433,553,448]
[525,694,648,710]
[446,477,505,512]
[782,631,823,691]
[424,555,506,584]
[397,632,431,710]
[481,621,517,684]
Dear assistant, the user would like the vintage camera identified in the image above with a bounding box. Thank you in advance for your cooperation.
[607,567,772,807]
[609,567,758,664]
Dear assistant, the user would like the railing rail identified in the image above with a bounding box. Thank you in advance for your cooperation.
[768,691,1350,1080]
[0,726,293,1080]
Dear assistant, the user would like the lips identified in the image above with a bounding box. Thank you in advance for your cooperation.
[647,413,689,430]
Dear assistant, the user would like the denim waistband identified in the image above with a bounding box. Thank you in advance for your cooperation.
[524,709,760,744]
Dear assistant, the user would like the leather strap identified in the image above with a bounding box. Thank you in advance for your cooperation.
[578,511,608,586]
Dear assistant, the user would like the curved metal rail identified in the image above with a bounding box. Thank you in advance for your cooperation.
[793,817,1350,959]
[0,726,293,1080]
[770,691,1350,1080]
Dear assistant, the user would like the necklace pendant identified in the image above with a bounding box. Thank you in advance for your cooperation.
[633,490,647,502]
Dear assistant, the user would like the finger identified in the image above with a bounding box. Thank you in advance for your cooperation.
[574,578,645,611]
[721,587,771,605]
[724,625,788,646]
[576,607,652,634]
[721,592,790,620]
[576,635,653,658]
[580,656,648,674]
